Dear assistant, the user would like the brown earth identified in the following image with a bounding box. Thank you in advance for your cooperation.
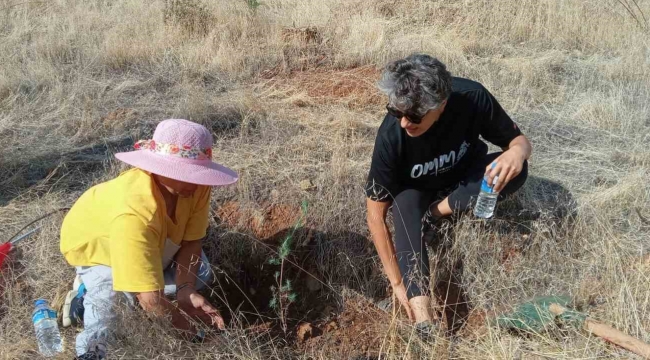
[211,202,514,353]
[262,66,383,109]
[212,201,338,339]
[215,201,303,240]
[298,295,387,359]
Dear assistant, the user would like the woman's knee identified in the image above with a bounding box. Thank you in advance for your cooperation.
[392,189,431,221]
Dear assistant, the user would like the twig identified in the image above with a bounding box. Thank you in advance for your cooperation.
[616,0,648,31]
[630,0,649,29]
[635,208,650,226]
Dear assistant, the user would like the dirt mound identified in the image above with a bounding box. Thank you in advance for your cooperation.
[215,201,302,240]
[262,66,383,109]
[298,295,387,359]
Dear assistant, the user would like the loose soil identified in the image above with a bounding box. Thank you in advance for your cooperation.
[262,66,383,109]
[210,202,523,353]
[215,201,302,240]
[298,295,388,359]
[211,201,398,354]
[212,201,342,342]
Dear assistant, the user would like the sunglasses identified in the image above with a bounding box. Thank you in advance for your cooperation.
[386,104,425,124]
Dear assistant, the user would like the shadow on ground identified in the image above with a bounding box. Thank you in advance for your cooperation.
[0,136,135,207]
[423,175,576,336]
[203,224,385,337]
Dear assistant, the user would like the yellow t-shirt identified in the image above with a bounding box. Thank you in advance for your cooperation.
[60,168,211,292]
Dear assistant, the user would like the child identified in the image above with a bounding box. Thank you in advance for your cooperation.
[59,119,238,359]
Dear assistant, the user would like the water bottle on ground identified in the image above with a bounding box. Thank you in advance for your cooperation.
[33,299,63,357]
[474,163,499,219]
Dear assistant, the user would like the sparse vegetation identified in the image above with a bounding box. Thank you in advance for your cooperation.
[1,0,649,359]
[268,201,307,333]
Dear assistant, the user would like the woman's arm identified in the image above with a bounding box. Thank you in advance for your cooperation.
[503,134,532,160]
[174,239,226,329]
[174,238,203,289]
[366,198,414,320]
[366,199,401,286]
[136,291,194,335]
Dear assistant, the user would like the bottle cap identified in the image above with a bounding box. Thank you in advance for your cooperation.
[34,299,47,306]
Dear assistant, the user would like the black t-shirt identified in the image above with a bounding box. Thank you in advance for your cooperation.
[365,77,522,202]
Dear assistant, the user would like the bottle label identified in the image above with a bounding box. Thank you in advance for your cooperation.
[481,162,499,194]
[480,177,494,194]
[32,309,57,324]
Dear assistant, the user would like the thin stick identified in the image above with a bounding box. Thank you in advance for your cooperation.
[630,0,649,29]
[616,0,647,30]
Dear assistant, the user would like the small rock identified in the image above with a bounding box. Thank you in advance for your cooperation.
[297,322,314,342]
[270,189,280,201]
[300,179,314,191]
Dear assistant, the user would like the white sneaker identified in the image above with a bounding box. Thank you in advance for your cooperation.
[62,275,85,327]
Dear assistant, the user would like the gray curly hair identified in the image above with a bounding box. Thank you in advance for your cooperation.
[378,54,452,117]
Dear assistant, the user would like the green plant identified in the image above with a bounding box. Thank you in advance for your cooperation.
[244,0,261,12]
[268,200,308,333]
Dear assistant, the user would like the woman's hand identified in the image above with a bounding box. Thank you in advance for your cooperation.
[486,135,532,193]
[177,289,226,330]
[392,282,414,321]
[485,149,525,193]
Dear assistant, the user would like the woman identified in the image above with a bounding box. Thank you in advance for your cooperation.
[60,119,238,359]
[365,54,531,334]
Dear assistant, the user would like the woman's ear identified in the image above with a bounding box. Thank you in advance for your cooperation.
[439,99,448,111]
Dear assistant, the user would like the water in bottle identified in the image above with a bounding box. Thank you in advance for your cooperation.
[474,164,499,219]
[33,299,63,357]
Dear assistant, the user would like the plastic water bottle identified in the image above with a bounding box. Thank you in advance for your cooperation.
[474,163,499,219]
[32,299,63,357]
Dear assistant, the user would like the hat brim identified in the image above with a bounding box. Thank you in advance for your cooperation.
[115,150,238,186]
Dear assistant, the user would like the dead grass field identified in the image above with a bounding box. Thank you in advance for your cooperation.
[1,0,649,358]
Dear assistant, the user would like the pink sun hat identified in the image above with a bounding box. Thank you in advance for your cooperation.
[115,119,238,186]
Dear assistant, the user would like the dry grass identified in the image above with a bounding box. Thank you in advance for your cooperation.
[1,0,649,358]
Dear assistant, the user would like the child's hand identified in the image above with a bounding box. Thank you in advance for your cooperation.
[178,290,226,330]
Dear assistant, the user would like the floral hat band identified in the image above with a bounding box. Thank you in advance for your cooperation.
[134,139,213,160]
[116,119,237,186]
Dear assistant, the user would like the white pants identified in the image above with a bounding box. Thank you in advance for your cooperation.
[75,252,212,356]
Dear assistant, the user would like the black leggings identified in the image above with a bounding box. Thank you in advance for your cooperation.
[392,152,528,299]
